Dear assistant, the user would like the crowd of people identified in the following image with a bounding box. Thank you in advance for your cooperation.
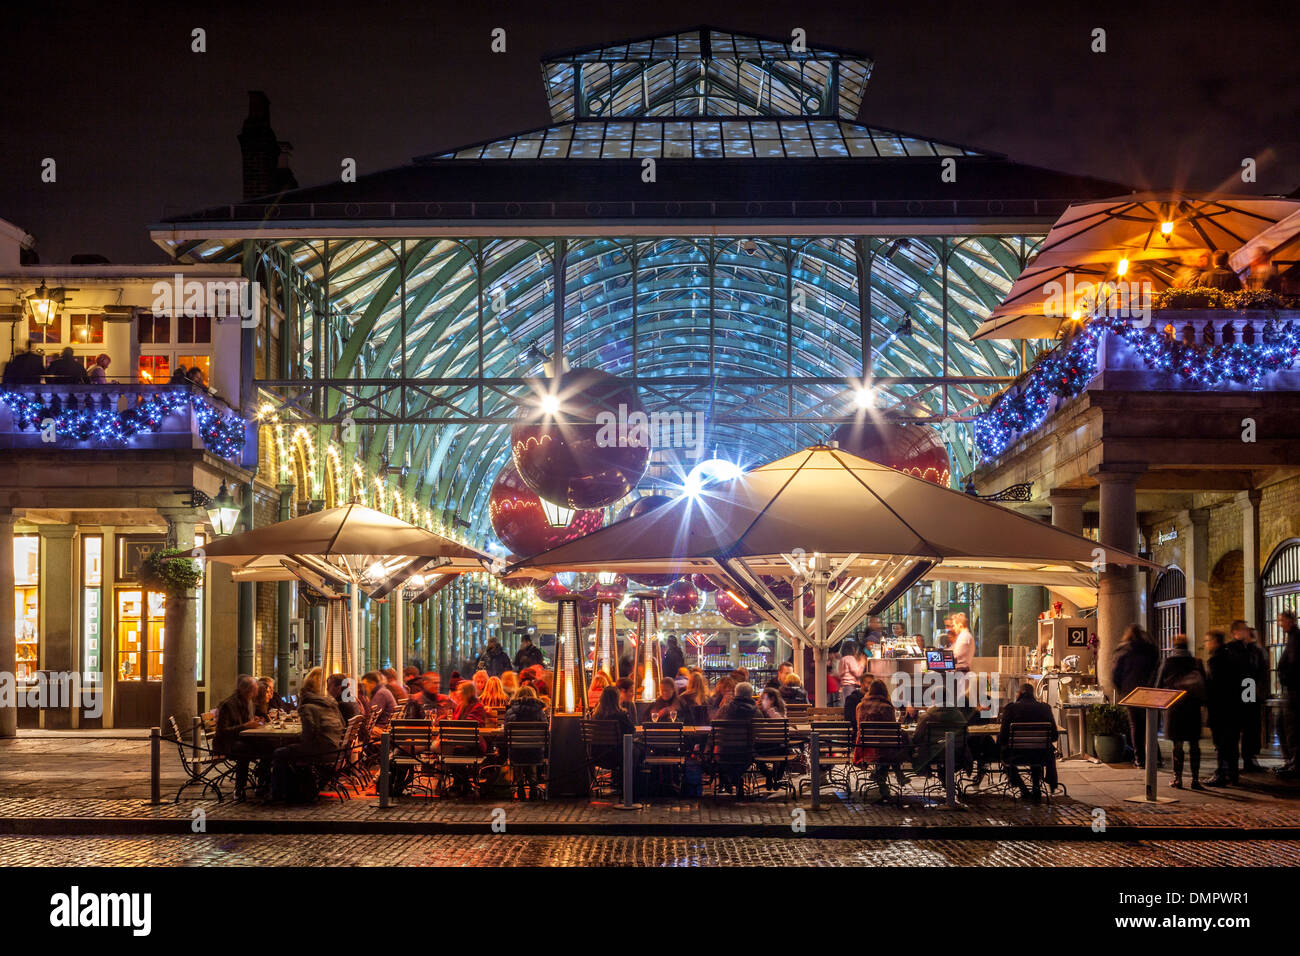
[1170,248,1298,294]
[1113,611,1300,789]
[0,340,215,387]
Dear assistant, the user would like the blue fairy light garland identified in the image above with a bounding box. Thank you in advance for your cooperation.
[0,386,246,460]
[975,315,1300,459]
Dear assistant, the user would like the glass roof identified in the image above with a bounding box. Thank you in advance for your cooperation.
[541,28,872,121]
[428,119,979,161]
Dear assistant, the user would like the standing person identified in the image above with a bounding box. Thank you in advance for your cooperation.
[1276,609,1300,776]
[475,637,511,677]
[1205,630,1244,786]
[661,635,686,680]
[838,640,867,703]
[1199,250,1243,291]
[1155,634,1208,790]
[513,632,545,671]
[2,339,46,384]
[46,347,88,384]
[87,353,111,383]
[1232,621,1270,773]
[1111,624,1160,768]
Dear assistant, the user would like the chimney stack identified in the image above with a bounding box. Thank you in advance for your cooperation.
[239,91,296,200]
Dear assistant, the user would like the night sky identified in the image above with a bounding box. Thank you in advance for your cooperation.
[3,0,1298,263]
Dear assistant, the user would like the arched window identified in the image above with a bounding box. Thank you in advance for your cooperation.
[1263,540,1300,698]
[1151,567,1186,659]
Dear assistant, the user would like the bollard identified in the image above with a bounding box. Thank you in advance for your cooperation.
[621,733,637,809]
[149,726,161,806]
[810,730,821,810]
[191,716,202,760]
[944,730,957,808]
[378,730,391,809]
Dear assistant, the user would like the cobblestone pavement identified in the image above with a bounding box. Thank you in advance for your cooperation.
[1,834,1296,866]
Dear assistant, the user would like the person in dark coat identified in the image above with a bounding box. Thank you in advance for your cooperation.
[1155,634,1207,789]
[475,638,512,678]
[502,685,549,800]
[842,684,865,732]
[2,340,46,385]
[661,635,686,682]
[214,674,265,800]
[513,633,545,671]
[1231,620,1270,773]
[1111,624,1160,767]
[1274,610,1300,776]
[269,668,344,801]
[46,347,88,384]
[1198,250,1243,291]
[997,682,1060,800]
[1205,630,1245,786]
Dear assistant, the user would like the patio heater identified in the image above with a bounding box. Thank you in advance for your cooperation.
[632,591,662,702]
[592,596,620,681]
[553,596,589,716]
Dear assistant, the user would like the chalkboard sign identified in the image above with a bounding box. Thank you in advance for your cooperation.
[1066,626,1088,647]
[465,602,484,621]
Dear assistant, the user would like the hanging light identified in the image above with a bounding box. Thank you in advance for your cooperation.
[632,591,662,702]
[553,596,589,715]
[1160,220,1174,239]
[25,282,62,328]
[1117,258,1129,276]
[539,392,561,415]
[592,596,620,681]
[205,481,242,537]
[538,496,575,528]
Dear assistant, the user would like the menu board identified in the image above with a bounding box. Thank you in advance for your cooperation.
[1118,687,1185,710]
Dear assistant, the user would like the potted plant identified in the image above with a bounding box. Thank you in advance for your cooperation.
[1087,703,1128,763]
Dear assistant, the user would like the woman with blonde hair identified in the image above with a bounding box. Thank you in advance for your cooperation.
[472,669,489,696]
[299,666,324,696]
[586,670,612,712]
[500,670,519,699]
[481,675,509,711]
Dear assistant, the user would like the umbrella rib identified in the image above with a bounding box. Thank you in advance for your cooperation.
[715,447,816,556]
[323,501,354,556]
[828,448,943,558]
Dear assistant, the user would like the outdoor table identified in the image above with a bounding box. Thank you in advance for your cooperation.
[242,722,302,740]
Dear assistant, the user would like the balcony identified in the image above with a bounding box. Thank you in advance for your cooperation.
[974,309,1300,461]
[0,382,249,462]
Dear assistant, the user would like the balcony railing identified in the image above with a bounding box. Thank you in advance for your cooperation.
[0,382,248,461]
[973,308,1300,460]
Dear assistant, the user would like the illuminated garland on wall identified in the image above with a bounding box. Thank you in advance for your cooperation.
[974,314,1300,459]
[0,386,247,460]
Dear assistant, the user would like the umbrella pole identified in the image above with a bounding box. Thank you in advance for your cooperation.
[813,554,829,709]
[393,588,404,680]
[349,584,361,682]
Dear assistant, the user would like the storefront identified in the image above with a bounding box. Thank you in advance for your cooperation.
[13,534,39,728]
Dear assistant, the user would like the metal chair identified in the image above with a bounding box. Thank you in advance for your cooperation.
[316,715,365,800]
[751,718,796,799]
[504,721,550,801]
[168,715,235,803]
[641,722,688,795]
[799,719,853,798]
[1002,721,1064,802]
[854,721,911,805]
[387,718,437,798]
[581,719,626,798]
[435,720,485,797]
[708,720,755,798]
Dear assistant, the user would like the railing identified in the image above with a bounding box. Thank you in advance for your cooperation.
[973,309,1300,460]
[0,382,248,460]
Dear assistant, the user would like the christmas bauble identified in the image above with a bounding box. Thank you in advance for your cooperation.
[829,421,951,485]
[489,461,605,556]
[664,577,702,615]
[715,588,763,627]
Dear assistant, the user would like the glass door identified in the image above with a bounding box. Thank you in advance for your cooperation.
[113,587,166,726]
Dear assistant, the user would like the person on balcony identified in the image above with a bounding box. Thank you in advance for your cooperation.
[1198,250,1243,291]
[1172,250,1210,287]
[88,353,111,383]
[46,347,88,384]
[2,339,46,384]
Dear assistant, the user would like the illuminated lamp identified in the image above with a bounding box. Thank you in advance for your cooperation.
[553,596,589,715]
[631,591,663,702]
[205,481,242,537]
[592,596,620,681]
[1160,221,1174,239]
[539,497,575,527]
[1117,258,1129,276]
[25,282,61,328]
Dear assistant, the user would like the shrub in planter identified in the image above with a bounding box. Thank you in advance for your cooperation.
[1153,286,1228,310]
[1087,703,1128,763]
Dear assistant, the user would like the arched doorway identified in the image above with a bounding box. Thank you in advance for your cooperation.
[1263,540,1300,699]
[1210,550,1245,635]
[1151,567,1186,659]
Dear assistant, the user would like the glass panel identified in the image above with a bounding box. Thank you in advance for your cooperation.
[29,313,61,344]
[70,313,104,344]
[117,589,144,682]
[137,354,169,384]
[138,312,170,344]
[148,590,166,682]
[82,536,103,678]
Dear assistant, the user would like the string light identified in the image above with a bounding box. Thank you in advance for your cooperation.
[0,386,246,460]
[975,315,1300,458]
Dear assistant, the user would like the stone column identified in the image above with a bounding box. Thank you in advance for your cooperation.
[39,525,76,729]
[1048,488,1090,616]
[1238,490,1263,629]
[0,511,16,737]
[1181,508,1211,654]
[978,584,1009,656]
[1010,585,1046,646]
[159,508,203,730]
[1095,465,1145,697]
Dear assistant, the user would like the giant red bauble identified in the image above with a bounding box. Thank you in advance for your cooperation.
[511,368,651,509]
[829,421,951,486]
[715,589,763,627]
[664,578,702,615]
[489,461,605,556]
[534,576,571,603]
[691,573,720,592]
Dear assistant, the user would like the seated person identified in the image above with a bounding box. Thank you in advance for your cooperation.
[381,667,407,700]
[215,674,267,800]
[439,681,487,797]
[853,679,909,794]
[502,685,549,800]
[269,668,344,802]
[842,683,864,732]
[707,675,736,720]
[646,678,690,722]
[757,687,786,719]
[910,704,973,777]
[778,672,809,705]
[713,682,758,794]
[615,677,637,723]
[360,671,397,733]
[589,684,637,772]
[1198,250,1244,291]
[404,672,454,719]
[997,682,1060,801]
[765,661,793,691]
[327,673,361,723]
